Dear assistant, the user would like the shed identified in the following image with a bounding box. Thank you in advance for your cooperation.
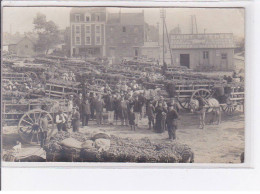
[170,33,236,71]
[8,36,36,57]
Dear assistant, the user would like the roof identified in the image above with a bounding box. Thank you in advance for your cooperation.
[107,12,144,25]
[170,33,236,49]
[70,7,106,14]
[9,36,36,46]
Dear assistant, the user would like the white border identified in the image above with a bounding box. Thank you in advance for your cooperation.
[1,0,253,169]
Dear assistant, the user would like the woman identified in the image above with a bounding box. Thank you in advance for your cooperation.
[154,102,167,133]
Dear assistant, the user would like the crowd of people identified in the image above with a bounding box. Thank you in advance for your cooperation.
[54,88,180,141]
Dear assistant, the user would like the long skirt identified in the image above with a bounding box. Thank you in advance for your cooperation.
[155,114,164,133]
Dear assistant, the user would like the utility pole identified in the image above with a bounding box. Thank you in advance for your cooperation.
[160,9,166,65]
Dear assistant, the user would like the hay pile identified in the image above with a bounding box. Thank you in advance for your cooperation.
[44,131,194,163]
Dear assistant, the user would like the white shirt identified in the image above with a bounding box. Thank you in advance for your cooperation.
[56,114,66,124]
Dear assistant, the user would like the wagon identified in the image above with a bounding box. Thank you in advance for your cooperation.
[2,98,69,145]
[168,80,245,114]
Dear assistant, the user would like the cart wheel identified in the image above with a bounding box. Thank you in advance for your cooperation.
[221,104,237,115]
[25,72,38,82]
[178,98,190,110]
[191,89,211,100]
[18,109,55,145]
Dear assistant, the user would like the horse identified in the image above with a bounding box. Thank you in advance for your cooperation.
[189,97,221,129]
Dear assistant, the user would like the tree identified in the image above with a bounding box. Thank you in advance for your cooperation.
[33,13,60,54]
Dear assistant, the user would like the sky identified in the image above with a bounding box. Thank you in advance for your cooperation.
[3,7,244,38]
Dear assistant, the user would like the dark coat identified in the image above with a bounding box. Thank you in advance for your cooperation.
[131,98,142,113]
[105,95,115,111]
[72,111,80,129]
[146,104,155,119]
[128,112,135,125]
[81,102,91,115]
[166,109,179,127]
[95,99,104,113]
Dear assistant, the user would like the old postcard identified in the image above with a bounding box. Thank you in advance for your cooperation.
[1,5,245,165]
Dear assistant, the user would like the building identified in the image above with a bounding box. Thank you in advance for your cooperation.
[70,7,106,57]
[8,36,36,57]
[141,42,160,60]
[106,11,145,63]
[170,33,236,71]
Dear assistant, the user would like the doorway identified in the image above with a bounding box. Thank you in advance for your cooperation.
[180,54,190,68]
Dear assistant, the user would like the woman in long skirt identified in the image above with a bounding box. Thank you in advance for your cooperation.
[154,102,167,133]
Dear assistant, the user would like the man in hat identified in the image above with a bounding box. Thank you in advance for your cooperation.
[56,109,67,132]
[81,99,91,126]
[95,94,105,125]
[39,113,49,147]
[71,106,80,132]
[130,94,142,127]
[105,91,115,125]
[166,103,179,140]
[146,101,155,130]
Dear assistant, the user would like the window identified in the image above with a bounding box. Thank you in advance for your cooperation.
[75,36,81,45]
[96,36,101,44]
[134,27,139,33]
[110,27,114,32]
[86,36,91,45]
[96,25,101,33]
[91,14,95,21]
[203,51,209,59]
[75,14,80,22]
[122,26,126,32]
[75,25,81,34]
[85,25,91,34]
[96,15,100,21]
[85,13,91,22]
[221,53,227,59]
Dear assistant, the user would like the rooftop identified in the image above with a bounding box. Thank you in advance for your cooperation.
[70,7,106,14]
[170,33,236,49]
[107,12,144,25]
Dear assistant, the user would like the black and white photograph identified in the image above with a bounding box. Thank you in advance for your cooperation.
[1,6,245,164]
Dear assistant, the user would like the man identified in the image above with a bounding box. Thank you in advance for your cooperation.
[119,96,129,126]
[71,107,80,132]
[130,95,142,127]
[106,92,115,125]
[75,93,84,120]
[89,92,96,120]
[56,110,67,132]
[146,101,155,130]
[81,99,91,126]
[166,103,179,140]
[39,113,48,147]
[95,95,105,125]
[138,91,146,119]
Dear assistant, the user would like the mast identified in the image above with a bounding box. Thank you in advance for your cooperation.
[160,9,166,65]
[164,19,173,66]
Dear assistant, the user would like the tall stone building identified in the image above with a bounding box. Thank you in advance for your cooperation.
[106,11,145,63]
[69,8,145,62]
[70,7,106,57]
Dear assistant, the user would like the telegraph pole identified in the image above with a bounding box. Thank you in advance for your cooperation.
[160,9,166,66]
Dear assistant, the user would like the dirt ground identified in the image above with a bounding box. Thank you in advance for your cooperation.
[2,109,244,163]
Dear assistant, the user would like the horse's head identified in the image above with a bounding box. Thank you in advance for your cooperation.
[189,99,199,113]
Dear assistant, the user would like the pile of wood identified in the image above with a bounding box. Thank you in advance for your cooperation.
[44,131,194,163]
